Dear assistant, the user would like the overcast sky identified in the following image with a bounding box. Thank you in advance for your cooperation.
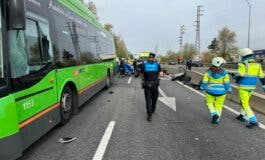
[84,0,265,55]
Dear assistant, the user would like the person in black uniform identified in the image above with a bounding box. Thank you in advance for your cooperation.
[119,58,125,76]
[141,53,163,121]
[132,59,137,76]
[186,59,192,70]
[133,59,137,71]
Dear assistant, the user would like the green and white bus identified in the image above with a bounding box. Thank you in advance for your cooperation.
[0,0,115,159]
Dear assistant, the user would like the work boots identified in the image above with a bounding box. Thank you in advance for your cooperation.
[152,108,156,114]
[236,114,246,122]
[211,114,220,124]
[246,122,259,129]
[147,115,152,122]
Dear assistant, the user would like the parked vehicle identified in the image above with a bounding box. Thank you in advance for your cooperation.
[168,61,177,65]
[192,61,203,67]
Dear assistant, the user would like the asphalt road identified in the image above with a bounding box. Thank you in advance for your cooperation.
[19,76,265,160]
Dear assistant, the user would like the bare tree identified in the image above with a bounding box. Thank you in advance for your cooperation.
[217,27,237,60]
[104,24,113,32]
[88,1,98,19]
[181,43,196,60]
[208,38,220,53]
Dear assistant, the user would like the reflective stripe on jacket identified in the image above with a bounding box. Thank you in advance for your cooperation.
[144,62,159,72]
[201,70,231,96]
[237,60,264,90]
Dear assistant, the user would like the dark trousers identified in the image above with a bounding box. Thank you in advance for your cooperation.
[144,85,159,116]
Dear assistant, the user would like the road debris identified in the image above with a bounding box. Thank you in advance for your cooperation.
[58,137,78,144]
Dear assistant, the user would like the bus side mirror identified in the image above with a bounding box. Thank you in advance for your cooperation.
[8,0,26,30]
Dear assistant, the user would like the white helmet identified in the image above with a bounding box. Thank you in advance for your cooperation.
[239,48,253,57]
[212,57,226,67]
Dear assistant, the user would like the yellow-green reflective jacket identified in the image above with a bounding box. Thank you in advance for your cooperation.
[200,69,232,96]
[237,60,264,90]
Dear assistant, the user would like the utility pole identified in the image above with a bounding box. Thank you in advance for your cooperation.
[243,0,251,48]
[194,5,204,56]
[178,25,185,52]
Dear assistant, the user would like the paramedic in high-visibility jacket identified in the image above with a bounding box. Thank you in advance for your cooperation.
[232,48,265,129]
[141,53,164,122]
[200,57,232,124]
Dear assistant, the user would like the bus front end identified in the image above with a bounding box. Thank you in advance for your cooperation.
[0,0,26,159]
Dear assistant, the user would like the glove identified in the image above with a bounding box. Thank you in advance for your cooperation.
[227,88,232,94]
[229,72,235,77]
[231,73,237,80]
[200,83,207,91]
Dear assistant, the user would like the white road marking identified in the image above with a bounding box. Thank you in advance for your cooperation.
[160,77,170,81]
[259,123,265,130]
[158,87,167,97]
[92,121,116,160]
[127,77,132,84]
[158,97,176,112]
[158,87,176,111]
[176,81,265,130]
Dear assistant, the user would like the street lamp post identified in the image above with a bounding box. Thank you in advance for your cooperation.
[244,0,251,48]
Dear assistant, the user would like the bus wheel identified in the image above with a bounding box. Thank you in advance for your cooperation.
[105,72,111,90]
[60,86,73,125]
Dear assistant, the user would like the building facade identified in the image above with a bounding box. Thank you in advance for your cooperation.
[254,50,265,64]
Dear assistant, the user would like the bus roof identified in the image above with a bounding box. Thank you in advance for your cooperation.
[58,0,111,36]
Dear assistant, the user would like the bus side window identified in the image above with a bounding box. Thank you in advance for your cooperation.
[25,19,52,66]
[25,19,42,65]
[9,17,52,79]
[38,21,53,62]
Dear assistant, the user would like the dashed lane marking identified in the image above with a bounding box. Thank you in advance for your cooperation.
[92,121,116,160]
[127,77,132,84]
